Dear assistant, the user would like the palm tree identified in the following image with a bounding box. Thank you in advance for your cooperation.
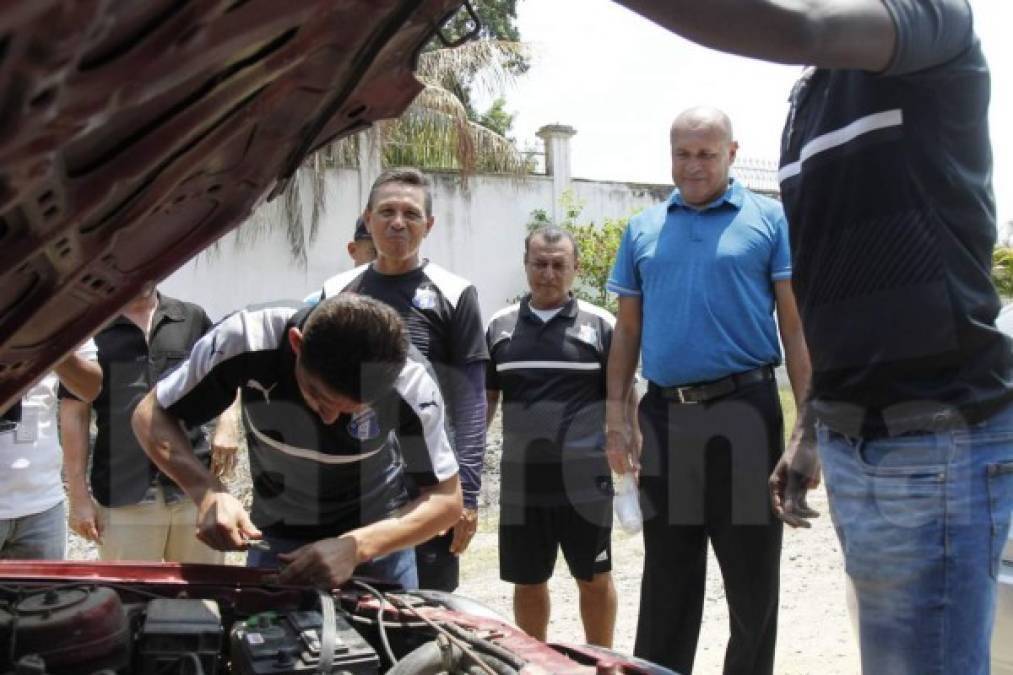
[238,38,530,263]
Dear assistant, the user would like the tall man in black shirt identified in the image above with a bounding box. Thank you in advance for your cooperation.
[61,288,226,563]
[609,1,1013,673]
[132,294,462,589]
[318,168,488,591]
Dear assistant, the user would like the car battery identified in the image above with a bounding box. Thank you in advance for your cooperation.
[230,610,379,675]
[139,598,223,675]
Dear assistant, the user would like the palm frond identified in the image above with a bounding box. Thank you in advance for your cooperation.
[417,40,530,102]
[230,38,531,260]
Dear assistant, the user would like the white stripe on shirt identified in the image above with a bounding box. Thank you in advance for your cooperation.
[778,109,904,183]
[244,408,384,464]
[496,361,602,372]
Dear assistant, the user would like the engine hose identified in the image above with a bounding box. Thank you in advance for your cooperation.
[440,623,527,671]
[386,638,518,675]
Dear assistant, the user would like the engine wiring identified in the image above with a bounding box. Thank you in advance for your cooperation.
[351,580,399,666]
[1,579,530,675]
[366,586,503,675]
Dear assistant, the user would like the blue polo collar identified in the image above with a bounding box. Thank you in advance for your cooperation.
[667,178,744,212]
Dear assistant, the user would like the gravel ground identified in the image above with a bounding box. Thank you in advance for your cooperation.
[68,411,860,674]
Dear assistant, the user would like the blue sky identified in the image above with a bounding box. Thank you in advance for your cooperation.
[502,0,1012,226]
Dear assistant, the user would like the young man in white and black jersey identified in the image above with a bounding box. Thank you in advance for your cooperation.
[131,294,462,589]
[486,227,631,647]
[316,168,488,592]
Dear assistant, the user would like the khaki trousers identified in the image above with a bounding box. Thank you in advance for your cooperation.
[97,486,223,564]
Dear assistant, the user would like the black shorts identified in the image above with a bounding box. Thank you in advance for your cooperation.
[499,499,612,584]
[415,529,459,592]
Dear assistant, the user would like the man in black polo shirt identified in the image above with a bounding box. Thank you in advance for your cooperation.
[60,287,226,563]
[317,168,488,592]
[486,227,621,647]
[612,1,1013,672]
[132,294,462,589]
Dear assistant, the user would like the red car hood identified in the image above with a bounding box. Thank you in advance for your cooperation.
[0,0,463,409]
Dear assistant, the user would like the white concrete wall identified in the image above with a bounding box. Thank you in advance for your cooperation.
[161,167,670,322]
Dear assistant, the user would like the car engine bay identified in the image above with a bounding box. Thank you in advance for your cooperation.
[0,563,647,675]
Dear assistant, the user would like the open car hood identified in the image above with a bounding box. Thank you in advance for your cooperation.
[0,0,467,409]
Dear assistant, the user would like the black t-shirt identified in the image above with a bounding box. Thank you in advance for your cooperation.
[778,0,1013,435]
[321,261,489,507]
[155,305,458,540]
[486,296,614,506]
[322,261,488,371]
[60,295,212,507]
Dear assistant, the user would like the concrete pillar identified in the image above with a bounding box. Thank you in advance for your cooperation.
[536,124,577,223]
[357,125,384,208]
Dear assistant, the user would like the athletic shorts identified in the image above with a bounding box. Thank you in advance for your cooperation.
[415,529,459,592]
[499,499,612,584]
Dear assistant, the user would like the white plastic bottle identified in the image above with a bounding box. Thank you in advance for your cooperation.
[613,472,643,534]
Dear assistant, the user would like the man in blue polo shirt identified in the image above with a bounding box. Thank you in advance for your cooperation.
[606,106,810,675]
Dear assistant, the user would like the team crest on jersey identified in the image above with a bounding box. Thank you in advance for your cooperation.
[577,324,598,346]
[347,407,380,441]
[412,287,438,310]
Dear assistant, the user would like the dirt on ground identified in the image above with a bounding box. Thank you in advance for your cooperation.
[68,417,860,674]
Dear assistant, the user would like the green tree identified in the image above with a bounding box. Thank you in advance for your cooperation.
[993,246,1013,298]
[435,0,528,131]
[385,38,530,173]
[477,97,515,138]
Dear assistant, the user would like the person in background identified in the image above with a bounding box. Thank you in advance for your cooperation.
[348,216,377,267]
[0,346,102,559]
[60,287,230,563]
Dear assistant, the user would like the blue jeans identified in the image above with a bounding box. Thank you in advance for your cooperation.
[246,534,419,590]
[819,403,1013,675]
[0,501,66,560]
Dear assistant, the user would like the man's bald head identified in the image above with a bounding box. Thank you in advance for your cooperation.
[670,106,734,144]
[669,106,738,208]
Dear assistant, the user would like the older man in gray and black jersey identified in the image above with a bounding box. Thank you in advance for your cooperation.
[486,226,636,648]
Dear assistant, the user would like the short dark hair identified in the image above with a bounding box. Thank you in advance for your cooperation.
[524,226,579,264]
[300,294,407,403]
[366,168,433,217]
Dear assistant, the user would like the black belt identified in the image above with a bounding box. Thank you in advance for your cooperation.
[649,366,774,404]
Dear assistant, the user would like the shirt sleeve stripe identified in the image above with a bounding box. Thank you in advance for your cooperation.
[395,359,459,482]
[156,308,292,411]
[606,281,642,296]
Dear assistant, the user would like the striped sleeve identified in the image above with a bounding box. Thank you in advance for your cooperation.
[393,356,458,485]
[156,308,293,427]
